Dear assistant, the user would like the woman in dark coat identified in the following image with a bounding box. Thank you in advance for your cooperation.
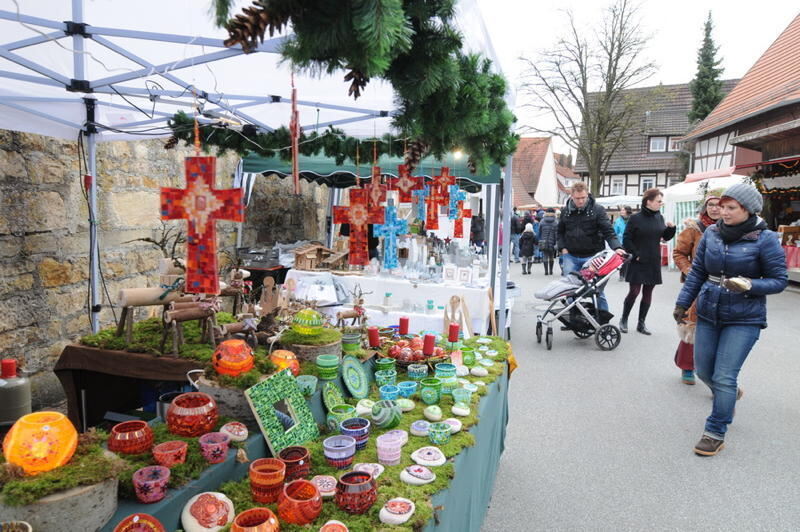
[620,188,676,334]
[537,208,559,275]
[518,223,537,275]
[674,183,787,456]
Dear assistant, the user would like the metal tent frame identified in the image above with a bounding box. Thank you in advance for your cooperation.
[0,0,512,336]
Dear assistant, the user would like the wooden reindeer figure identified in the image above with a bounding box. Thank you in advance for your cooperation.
[335,284,371,328]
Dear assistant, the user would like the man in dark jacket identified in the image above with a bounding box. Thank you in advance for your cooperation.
[557,182,623,310]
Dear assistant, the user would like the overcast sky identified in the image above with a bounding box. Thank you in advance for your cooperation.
[477,0,799,152]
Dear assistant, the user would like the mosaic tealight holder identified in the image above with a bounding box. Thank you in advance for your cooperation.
[374,369,397,387]
[397,381,418,398]
[460,348,476,367]
[249,458,286,504]
[323,435,357,469]
[152,440,188,468]
[375,357,396,373]
[419,377,442,405]
[376,433,403,466]
[428,422,452,445]
[277,480,323,526]
[339,417,371,450]
[279,446,312,481]
[199,432,230,464]
[452,388,472,407]
[379,384,400,401]
[326,404,357,432]
[295,375,318,396]
[108,420,154,455]
[231,507,280,532]
[316,355,340,380]
[132,465,170,504]
[407,364,428,381]
[334,471,378,515]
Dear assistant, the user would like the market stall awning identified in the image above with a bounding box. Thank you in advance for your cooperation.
[242,152,501,192]
[595,195,642,208]
[684,166,744,183]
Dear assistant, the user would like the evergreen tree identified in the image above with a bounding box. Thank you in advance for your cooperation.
[689,12,724,123]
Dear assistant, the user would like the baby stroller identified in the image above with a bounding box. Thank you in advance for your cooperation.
[534,250,627,351]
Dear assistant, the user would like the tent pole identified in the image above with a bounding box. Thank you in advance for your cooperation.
[497,158,513,338]
[87,128,101,333]
[326,186,336,248]
[486,184,496,295]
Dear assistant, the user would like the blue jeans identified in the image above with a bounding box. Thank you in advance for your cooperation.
[510,234,521,262]
[561,253,608,311]
[694,321,761,438]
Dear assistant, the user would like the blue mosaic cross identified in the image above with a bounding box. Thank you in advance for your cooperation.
[412,184,430,220]
[448,184,466,220]
[374,198,409,269]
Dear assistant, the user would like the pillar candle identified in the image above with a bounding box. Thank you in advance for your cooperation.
[423,334,436,356]
[448,323,460,343]
[399,317,409,336]
[368,326,380,348]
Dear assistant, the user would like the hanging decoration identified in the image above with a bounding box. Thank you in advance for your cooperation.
[389,164,420,203]
[447,184,467,220]
[426,185,447,230]
[453,201,472,239]
[374,198,409,270]
[364,166,387,224]
[333,188,383,266]
[433,167,455,210]
[412,183,430,221]
[161,157,244,294]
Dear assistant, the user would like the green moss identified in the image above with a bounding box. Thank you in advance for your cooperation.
[0,430,125,506]
[218,338,510,531]
[280,327,342,347]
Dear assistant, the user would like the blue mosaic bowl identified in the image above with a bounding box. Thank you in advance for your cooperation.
[374,369,397,387]
[407,364,428,381]
[397,381,418,398]
[428,422,451,445]
[379,384,400,401]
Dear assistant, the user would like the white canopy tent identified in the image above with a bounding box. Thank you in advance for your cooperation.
[0,0,513,334]
[594,195,642,209]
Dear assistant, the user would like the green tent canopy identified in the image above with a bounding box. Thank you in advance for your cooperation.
[242,153,501,193]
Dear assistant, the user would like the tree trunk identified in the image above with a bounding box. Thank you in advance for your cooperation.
[587,158,603,197]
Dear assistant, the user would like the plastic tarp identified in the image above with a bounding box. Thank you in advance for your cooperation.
[595,195,642,208]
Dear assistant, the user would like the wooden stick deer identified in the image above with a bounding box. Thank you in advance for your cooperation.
[335,284,371,328]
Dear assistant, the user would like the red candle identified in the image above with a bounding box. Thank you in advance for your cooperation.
[367,326,380,348]
[399,316,410,336]
[423,334,436,356]
[448,323,460,343]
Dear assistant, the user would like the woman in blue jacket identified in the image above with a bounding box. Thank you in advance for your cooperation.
[674,183,787,456]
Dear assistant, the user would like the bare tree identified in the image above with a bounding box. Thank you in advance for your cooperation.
[519,0,656,197]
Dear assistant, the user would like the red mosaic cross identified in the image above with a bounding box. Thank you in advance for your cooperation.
[431,167,454,211]
[392,164,418,203]
[426,184,448,230]
[453,201,472,238]
[333,188,384,265]
[363,165,386,224]
[161,157,244,294]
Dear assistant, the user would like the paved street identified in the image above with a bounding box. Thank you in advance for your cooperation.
[484,260,800,531]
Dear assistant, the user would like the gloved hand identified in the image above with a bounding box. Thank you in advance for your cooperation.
[722,276,752,293]
[673,305,688,324]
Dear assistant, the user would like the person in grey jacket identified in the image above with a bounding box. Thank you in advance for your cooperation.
[674,183,787,456]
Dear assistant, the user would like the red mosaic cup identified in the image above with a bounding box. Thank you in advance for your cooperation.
[231,507,280,532]
[132,465,170,504]
[277,479,323,526]
[198,432,230,464]
[249,458,286,504]
[152,440,188,468]
[278,446,311,482]
[166,392,218,437]
[108,420,154,455]
[334,470,378,515]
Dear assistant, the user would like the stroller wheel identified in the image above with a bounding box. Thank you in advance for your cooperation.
[545,327,553,350]
[595,324,621,351]
[536,321,543,344]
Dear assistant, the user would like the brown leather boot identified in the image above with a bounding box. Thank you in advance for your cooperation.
[694,435,725,456]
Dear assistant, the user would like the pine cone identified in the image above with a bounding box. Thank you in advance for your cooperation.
[344,68,369,99]
[404,140,428,172]
[467,157,477,174]
[163,135,179,150]
[223,2,289,53]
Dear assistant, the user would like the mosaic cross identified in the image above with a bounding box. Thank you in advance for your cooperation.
[448,184,467,219]
[333,188,383,266]
[374,198,409,270]
[412,182,430,221]
[426,184,448,230]
[363,165,386,224]
[161,156,244,294]
[453,201,473,238]
[391,164,419,203]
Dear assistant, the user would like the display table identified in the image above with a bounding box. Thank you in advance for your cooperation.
[285,269,492,334]
[54,345,202,429]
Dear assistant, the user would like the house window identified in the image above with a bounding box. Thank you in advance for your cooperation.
[611,176,624,195]
[669,136,682,152]
[649,136,667,152]
[640,175,655,193]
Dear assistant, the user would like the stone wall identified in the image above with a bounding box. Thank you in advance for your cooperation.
[0,131,327,408]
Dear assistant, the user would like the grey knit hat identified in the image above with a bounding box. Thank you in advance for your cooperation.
[721,183,763,214]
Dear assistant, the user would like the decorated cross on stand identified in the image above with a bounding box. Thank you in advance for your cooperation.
[161,156,244,294]
[453,201,473,238]
[363,165,386,224]
[432,166,455,208]
[333,188,383,266]
[426,185,447,230]
[448,184,467,219]
[412,182,430,221]
[390,164,420,203]
[374,198,409,270]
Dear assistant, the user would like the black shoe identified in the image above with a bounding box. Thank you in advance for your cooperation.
[619,318,628,333]
[637,321,651,335]
[694,435,724,456]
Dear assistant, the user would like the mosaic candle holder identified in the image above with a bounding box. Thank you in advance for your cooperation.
[152,440,188,468]
[326,404,357,432]
[132,465,170,504]
[407,364,428,381]
[452,388,473,407]
[374,357,396,373]
[419,377,442,405]
[374,369,397,387]
[460,348,476,367]
[278,446,311,481]
[199,432,230,464]
[379,384,400,401]
[323,435,357,469]
[166,392,218,437]
[397,381,418,398]
[231,507,280,532]
[371,400,402,430]
[376,433,403,466]
[2,411,78,475]
[213,339,255,377]
[108,420,154,455]
[334,471,378,515]
[295,375,318,396]
[435,362,458,395]
[269,350,301,377]
[316,355,340,380]
[428,422,452,445]
[339,417,371,450]
[277,480,323,526]
[249,458,286,504]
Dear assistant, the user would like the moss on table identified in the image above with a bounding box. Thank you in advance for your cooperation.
[219,336,510,532]
[279,327,343,347]
[0,430,125,507]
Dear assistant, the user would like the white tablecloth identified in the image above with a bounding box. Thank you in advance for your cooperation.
[284,270,492,335]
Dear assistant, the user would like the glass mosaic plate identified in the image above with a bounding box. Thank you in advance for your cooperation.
[341,355,369,399]
[322,382,345,412]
